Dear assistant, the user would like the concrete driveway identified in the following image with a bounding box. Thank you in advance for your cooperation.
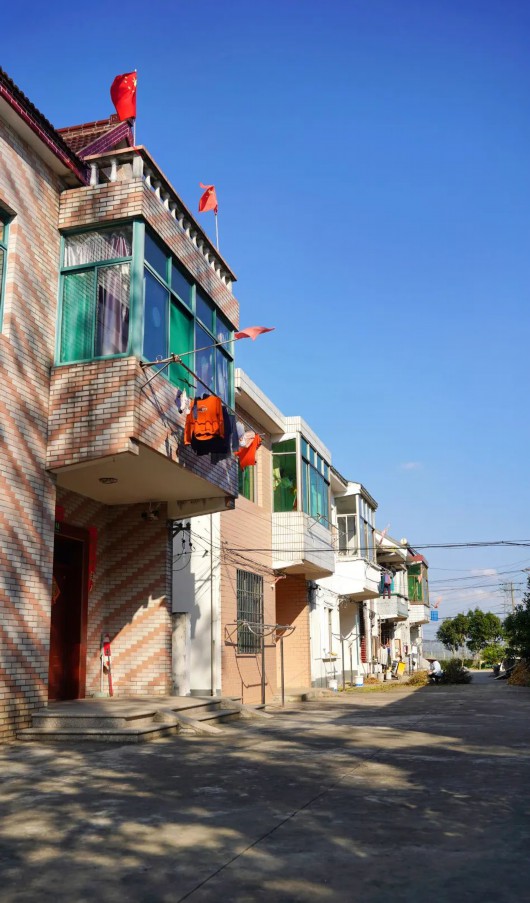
[0,672,529,902]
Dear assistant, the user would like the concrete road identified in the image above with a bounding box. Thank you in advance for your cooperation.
[0,673,529,902]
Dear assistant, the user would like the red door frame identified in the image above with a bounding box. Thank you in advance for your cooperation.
[50,522,90,699]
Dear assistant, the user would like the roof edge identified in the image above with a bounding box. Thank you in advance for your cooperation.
[0,68,88,184]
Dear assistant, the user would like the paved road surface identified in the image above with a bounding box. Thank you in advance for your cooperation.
[0,672,529,902]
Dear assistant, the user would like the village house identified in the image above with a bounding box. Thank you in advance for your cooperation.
[0,68,241,739]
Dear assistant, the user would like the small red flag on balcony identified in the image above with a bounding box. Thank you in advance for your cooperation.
[198,183,218,214]
[110,72,137,121]
[235,326,275,341]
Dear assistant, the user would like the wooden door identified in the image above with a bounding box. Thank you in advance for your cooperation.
[49,531,88,701]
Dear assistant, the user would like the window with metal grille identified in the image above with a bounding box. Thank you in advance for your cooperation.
[237,569,263,653]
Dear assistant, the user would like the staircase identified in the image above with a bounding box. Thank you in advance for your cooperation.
[18,696,248,744]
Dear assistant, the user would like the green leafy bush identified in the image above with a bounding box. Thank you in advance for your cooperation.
[441,659,472,684]
[481,644,506,667]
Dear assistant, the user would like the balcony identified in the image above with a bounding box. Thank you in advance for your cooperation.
[46,357,238,517]
[377,594,409,621]
[319,557,381,601]
[409,603,431,625]
[272,512,334,578]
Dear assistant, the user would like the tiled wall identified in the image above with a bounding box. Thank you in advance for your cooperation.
[57,490,172,696]
[275,575,311,689]
[0,118,62,740]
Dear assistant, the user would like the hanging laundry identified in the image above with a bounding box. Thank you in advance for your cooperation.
[235,433,262,469]
[192,405,231,457]
[239,429,255,448]
[175,388,190,415]
[184,395,225,444]
[236,420,245,444]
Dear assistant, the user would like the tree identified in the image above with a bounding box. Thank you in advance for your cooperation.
[436,613,470,660]
[504,576,530,662]
[465,608,505,655]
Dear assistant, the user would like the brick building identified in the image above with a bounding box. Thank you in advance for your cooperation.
[0,69,240,740]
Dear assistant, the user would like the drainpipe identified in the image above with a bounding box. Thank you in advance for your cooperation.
[210,514,215,696]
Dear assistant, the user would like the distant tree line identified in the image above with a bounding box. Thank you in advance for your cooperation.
[435,578,530,666]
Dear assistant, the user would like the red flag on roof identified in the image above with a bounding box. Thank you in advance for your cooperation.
[235,326,275,341]
[198,183,218,214]
[110,72,137,121]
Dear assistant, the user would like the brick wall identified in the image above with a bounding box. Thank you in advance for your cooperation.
[275,575,311,689]
[0,118,62,740]
[219,410,277,703]
[47,357,237,499]
[57,489,172,696]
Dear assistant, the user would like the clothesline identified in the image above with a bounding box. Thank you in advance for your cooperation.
[139,353,266,439]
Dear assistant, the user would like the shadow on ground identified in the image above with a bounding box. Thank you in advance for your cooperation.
[0,672,529,902]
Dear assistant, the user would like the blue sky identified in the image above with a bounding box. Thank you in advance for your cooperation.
[3,0,530,630]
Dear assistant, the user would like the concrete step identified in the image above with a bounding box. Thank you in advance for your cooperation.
[18,723,178,743]
[18,696,246,743]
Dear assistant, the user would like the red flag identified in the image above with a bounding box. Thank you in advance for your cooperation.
[235,326,275,341]
[198,183,218,214]
[110,72,137,121]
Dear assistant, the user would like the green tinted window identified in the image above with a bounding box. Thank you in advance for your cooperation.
[60,270,96,361]
[272,439,296,454]
[239,465,256,502]
[272,444,297,512]
[169,301,193,390]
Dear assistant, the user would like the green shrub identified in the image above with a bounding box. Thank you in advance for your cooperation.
[481,644,507,667]
[441,659,472,684]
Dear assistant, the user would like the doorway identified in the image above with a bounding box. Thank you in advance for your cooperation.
[49,527,89,701]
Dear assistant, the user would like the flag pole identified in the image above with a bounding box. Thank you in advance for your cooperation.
[214,211,219,251]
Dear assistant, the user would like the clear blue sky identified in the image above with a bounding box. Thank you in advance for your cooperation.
[4,0,530,629]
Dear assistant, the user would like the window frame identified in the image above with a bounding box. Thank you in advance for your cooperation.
[142,225,234,406]
[236,569,264,654]
[0,213,10,329]
[300,437,330,523]
[56,221,235,410]
[57,221,134,364]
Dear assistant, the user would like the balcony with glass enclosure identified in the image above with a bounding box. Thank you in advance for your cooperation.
[407,556,431,624]
[271,427,334,578]
[319,482,381,600]
[47,218,239,514]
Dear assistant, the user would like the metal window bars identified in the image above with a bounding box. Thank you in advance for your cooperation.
[224,621,295,706]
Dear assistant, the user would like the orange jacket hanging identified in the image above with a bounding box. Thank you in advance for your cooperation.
[184,396,225,444]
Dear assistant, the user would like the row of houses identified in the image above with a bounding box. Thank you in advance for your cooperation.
[0,68,429,740]
[173,367,431,703]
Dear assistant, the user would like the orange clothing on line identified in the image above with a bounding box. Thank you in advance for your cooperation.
[184,396,225,444]
[235,434,262,469]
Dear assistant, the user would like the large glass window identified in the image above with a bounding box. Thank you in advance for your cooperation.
[237,570,263,653]
[337,514,357,555]
[60,226,132,362]
[272,439,298,512]
[142,228,233,404]
[358,497,375,561]
[58,224,234,405]
[300,438,330,521]
[0,216,9,327]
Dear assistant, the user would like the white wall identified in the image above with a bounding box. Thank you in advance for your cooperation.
[172,514,222,696]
